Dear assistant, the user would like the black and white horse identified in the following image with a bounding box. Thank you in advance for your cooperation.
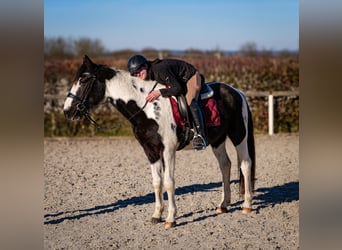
[63,55,256,229]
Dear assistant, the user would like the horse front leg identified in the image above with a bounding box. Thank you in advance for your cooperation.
[212,140,231,213]
[150,160,164,223]
[163,148,177,229]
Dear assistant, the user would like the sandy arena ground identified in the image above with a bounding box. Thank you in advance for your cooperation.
[44,134,299,249]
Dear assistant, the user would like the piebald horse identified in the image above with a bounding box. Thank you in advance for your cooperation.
[63,55,256,229]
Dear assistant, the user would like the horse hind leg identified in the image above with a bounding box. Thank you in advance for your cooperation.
[212,140,231,214]
[234,89,255,214]
[236,138,253,214]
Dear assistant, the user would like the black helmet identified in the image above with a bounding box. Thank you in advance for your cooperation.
[127,55,148,76]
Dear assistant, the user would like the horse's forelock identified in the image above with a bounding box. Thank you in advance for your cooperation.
[73,63,88,82]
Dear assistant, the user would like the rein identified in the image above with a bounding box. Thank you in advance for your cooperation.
[67,79,158,131]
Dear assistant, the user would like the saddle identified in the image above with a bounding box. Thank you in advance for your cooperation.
[170,82,221,150]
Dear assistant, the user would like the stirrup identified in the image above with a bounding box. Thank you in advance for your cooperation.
[192,134,207,150]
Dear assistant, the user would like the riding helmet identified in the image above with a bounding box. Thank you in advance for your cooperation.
[127,55,148,76]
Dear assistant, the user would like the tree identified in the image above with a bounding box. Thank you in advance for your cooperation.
[239,41,258,56]
[44,36,75,59]
[73,37,106,58]
[44,36,107,59]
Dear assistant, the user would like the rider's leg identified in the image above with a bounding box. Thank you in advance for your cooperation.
[186,72,207,150]
[189,99,207,150]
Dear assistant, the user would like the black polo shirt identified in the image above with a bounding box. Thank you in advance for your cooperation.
[148,58,197,97]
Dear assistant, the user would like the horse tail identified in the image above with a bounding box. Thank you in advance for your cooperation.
[247,106,256,192]
[238,100,256,195]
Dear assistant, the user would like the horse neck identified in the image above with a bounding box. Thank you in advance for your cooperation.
[105,69,157,107]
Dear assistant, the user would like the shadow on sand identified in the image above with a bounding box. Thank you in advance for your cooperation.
[44,180,298,225]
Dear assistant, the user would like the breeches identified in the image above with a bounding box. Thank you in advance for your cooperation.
[185,71,201,105]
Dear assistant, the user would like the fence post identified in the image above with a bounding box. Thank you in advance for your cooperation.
[268,94,274,135]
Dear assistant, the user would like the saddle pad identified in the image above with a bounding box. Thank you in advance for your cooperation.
[202,98,221,127]
[169,97,188,127]
[169,97,221,127]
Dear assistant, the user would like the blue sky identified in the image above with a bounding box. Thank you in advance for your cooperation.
[44,0,298,51]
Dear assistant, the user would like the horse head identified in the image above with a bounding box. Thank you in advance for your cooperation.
[63,55,116,120]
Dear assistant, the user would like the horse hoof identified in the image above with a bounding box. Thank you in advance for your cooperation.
[151,217,161,224]
[242,207,252,214]
[216,207,228,214]
[164,221,176,229]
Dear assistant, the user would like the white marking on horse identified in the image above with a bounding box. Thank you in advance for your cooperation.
[63,81,80,110]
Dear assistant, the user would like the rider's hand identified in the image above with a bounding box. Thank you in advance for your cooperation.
[146,90,161,102]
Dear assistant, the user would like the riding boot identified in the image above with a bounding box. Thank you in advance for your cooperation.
[189,99,208,150]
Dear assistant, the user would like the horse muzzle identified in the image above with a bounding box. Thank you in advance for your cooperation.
[64,103,86,121]
[64,109,79,121]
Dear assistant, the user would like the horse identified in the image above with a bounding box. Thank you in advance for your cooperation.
[63,55,256,229]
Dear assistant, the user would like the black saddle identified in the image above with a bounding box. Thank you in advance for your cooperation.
[176,82,214,150]
[177,82,214,121]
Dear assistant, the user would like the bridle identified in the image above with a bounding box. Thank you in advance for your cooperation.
[67,73,158,131]
[67,73,100,127]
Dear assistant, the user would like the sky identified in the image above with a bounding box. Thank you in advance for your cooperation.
[44,0,298,52]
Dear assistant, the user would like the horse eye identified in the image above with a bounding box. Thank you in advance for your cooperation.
[80,73,93,83]
[79,77,88,84]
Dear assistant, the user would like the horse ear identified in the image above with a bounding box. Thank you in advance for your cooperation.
[83,55,97,71]
[83,55,94,65]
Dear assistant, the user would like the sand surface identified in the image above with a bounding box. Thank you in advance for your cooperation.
[44,134,299,249]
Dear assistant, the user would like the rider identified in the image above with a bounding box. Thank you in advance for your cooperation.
[127,54,207,150]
